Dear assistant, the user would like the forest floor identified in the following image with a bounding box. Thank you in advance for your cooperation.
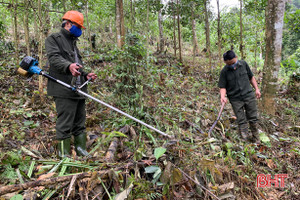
[0,48,299,200]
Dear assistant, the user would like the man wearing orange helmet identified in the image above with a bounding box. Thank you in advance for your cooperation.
[45,10,97,158]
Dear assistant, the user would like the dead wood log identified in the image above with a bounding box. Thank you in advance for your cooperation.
[0,170,108,196]
[105,125,131,162]
[105,138,119,161]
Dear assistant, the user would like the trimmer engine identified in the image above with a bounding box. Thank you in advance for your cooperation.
[17,56,41,77]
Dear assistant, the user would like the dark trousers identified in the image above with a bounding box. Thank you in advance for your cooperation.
[54,97,86,140]
[230,94,258,126]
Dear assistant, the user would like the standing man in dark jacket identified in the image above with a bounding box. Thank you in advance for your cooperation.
[45,10,97,157]
[218,50,261,142]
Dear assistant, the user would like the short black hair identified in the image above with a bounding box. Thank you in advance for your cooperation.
[223,50,236,61]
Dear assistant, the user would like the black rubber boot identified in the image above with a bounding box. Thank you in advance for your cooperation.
[239,124,251,142]
[249,122,259,143]
[57,138,71,158]
[74,133,89,157]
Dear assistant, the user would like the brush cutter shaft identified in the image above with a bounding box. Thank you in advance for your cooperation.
[77,90,171,138]
[42,72,73,90]
[40,72,171,138]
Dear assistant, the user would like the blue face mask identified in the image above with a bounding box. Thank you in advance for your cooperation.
[228,61,238,70]
[69,25,82,37]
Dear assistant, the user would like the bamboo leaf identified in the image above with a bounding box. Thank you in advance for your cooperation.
[27,160,36,178]
[59,158,70,176]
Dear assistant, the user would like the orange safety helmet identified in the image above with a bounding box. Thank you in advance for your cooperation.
[62,10,85,29]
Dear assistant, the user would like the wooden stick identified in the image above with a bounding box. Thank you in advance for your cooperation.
[208,102,225,137]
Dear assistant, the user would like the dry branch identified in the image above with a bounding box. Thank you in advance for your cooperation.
[0,159,153,197]
[0,170,108,196]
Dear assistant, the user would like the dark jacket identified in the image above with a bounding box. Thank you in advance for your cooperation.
[218,60,254,101]
[45,28,88,98]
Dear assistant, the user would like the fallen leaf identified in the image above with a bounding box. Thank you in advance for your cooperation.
[173,191,183,198]
[218,182,234,193]
[172,168,183,184]
[259,131,271,147]
[218,192,236,200]
[37,172,55,180]
[160,161,172,184]
[266,159,277,169]
[142,158,154,166]
[115,183,133,200]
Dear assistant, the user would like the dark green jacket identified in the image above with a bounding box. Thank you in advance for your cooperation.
[45,28,88,98]
[218,60,254,101]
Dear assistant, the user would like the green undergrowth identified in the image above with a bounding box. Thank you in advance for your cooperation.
[0,49,299,199]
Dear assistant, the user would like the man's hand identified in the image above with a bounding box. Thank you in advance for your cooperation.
[87,73,97,81]
[69,63,82,76]
[255,89,261,99]
[221,96,228,104]
[250,77,261,99]
[220,88,228,104]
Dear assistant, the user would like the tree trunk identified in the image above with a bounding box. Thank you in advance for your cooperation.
[109,18,113,35]
[254,31,258,69]
[217,0,222,68]
[254,2,258,70]
[177,0,182,63]
[23,0,30,56]
[43,2,50,38]
[191,1,199,66]
[130,0,134,32]
[158,7,164,53]
[34,13,38,43]
[116,0,125,48]
[85,0,92,51]
[120,0,125,46]
[12,0,19,65]
[146,0,149,66]
[173,0,177,57]
[204,0,211,69]
[116,0,120,47]
[38,0,44,100]
[239,0,244,59]
[261,0,285,115]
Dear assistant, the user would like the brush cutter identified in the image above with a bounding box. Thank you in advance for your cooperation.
[17,56,172,138]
